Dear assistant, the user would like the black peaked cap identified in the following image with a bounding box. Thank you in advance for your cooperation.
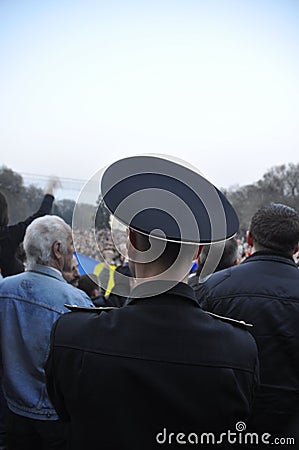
[101,155,239,244]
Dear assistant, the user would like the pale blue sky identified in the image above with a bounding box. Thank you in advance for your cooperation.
[0,0,298,195]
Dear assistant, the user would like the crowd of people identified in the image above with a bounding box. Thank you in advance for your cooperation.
[73,228,299,271]
[72,227,127,264]
[0,156,298,450]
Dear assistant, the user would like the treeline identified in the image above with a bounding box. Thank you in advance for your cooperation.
[1,163,298,235]
[224,163,299,235]
[0,166,110,230]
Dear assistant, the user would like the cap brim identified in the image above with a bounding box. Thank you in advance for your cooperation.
[101,155,239,244]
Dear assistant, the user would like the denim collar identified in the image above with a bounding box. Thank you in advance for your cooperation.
[27,264,66,282]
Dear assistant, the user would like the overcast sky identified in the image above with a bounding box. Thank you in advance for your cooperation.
[0,0,298,197]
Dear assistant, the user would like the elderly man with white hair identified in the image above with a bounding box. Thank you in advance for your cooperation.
[0,215,93,450]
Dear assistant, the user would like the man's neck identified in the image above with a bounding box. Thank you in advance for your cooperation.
[251,246,294,260]
[133,264,189,285]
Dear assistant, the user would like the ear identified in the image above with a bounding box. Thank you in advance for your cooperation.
[292,244,299,255]
[52,241,63,262]
[247,231,253,247]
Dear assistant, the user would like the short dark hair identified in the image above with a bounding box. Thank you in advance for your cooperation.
[250,203,299,254]
[198,237,238,275]
[130,230,196,270]
[131,230,180,267]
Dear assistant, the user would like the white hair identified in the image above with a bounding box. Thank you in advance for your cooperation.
[23,215,71,270]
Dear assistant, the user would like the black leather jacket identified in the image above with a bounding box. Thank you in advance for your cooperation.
[196,251,299,442]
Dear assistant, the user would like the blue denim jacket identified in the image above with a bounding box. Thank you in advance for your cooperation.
[0,264,94,420]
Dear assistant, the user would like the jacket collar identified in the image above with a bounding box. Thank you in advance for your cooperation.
[126,280,199,306]
[243,251,297,267]
[27,264,66,282]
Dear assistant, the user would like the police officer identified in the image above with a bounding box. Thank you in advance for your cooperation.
[46,155,259,450]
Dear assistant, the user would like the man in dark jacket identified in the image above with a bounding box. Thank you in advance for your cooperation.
[196,203,299,444]
[46,155,259,450]
[0,178,59,277]
[188,237,239,289]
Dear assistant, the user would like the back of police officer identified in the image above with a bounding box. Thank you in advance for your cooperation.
[46,155,259,449]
